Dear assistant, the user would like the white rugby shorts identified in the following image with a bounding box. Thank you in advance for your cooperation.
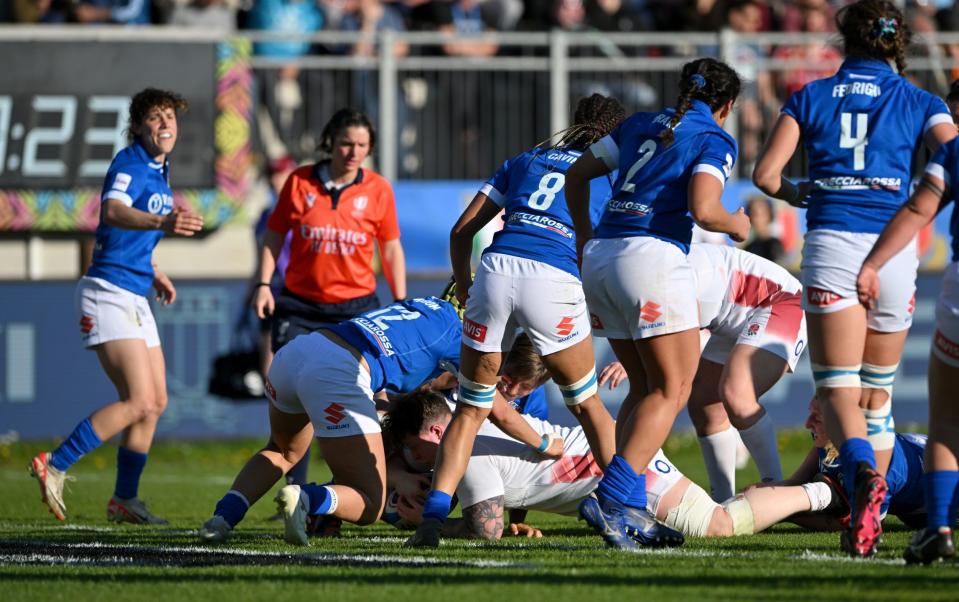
[266,332,380,438]
[74,276,160,348]
[933,262,959,368]
[582,237,700,340]
[462,253,591,355]
[801,229,917,332]
[702,304,808,371]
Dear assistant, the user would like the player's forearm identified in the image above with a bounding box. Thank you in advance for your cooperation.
[489,396,542,449]
[256,229,284,284]
[380,238,407,301]
[102,200,164,231]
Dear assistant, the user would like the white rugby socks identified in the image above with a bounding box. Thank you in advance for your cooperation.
[699,426,739,502]
[738,413,783,482]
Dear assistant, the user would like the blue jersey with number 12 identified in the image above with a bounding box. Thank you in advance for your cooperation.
[329,297,462,394]
[783,57,951,234]
[591,100,737,252]
[481,147,612,278]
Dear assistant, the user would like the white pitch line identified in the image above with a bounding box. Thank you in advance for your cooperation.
[0,469,233,485]
[795,549,907,566]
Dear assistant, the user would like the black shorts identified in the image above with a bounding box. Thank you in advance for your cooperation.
[270,288,380,353]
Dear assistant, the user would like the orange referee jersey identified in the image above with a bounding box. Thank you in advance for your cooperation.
[267,162,401,304]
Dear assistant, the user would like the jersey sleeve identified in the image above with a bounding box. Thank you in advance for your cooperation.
[780,87,804,124]
[101,165,145,208]
[479,158,511,207]
[920,92,953,135]
[925,142,953,193]
[456,456,506,508]
[691,133,737,186]
[590,122,622,170]
[266,173,297,234]
[376,180,402,242]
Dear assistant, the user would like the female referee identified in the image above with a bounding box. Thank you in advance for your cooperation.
[29,88,203,524]
[753,0,956,557]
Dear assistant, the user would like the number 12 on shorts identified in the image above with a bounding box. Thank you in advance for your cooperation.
[840,112,868,171]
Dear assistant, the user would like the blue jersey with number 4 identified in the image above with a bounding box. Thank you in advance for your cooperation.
[86,141,174,296]
[481,147,612,277]
[782,57,951,234]
[329,297,462,394]
[590,100,737,252]
[923,138,959,261]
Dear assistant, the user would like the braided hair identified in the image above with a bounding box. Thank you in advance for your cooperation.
[836,0,910,75]
[552,93,627,151]
[659,58,741,146]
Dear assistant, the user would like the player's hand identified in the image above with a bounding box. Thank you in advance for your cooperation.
[396,494,424,525]
[598,361,628,390]
[856,264,881,310]
[508,523,543,538]
[455,282,471,307]
[394,471,430,504]
[538,434,564,459]
[787,180,813,209]
[728,207,751,243]
[152,271,176,305]
[253,285,275,319]
[161,208,203,236]
[427,371,459,392]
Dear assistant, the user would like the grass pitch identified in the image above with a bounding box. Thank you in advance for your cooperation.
[2,432,957,601]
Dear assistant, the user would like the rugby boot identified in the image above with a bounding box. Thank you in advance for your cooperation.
[841,462,887,558]
[275,485,310,546]
[623,504,685,547]
[29,452,69,521]
[903,527,956,565]
[198,515,232,544]
[578,493,638,551]
[405,517,442,548]
[307,514,343,538]
[107,496,169,525]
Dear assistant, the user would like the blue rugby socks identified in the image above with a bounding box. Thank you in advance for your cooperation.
[50,418,102,472]
[597,454,640,507]
[839,438,875,504]
[924,471,959,531]
[301,483,338,516]
[214,490,250,528]
[422,490,453,522]
[114,446,148,500]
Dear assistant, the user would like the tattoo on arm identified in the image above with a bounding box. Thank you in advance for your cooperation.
[441,496,505,540]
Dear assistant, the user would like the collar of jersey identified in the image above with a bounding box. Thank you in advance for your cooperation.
[315,160,364,192]
[688,99,713,119]
[840,56,894,75]
[131,140,168,173]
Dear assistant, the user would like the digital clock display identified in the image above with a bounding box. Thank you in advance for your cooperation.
[0,41,217,189]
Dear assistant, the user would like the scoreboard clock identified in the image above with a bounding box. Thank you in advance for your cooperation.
[0,31,252,231]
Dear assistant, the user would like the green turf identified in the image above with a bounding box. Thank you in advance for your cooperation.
[2,432,957,601]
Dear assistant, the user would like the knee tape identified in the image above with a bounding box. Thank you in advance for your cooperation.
[664,482,719,538]
[457,373,497,408]
[863,398,896,452]
[559,368,598,406]
[860,362,898,396]
[811,363,862,389]
[722,495,755,536]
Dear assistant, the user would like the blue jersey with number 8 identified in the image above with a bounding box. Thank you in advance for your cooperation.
[481,147,613,278]
[782,57,951,234]
[329,297,462,394]
[590,100,737,252]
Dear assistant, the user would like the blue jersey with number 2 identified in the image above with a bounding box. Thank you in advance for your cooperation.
[782,57,950,234]
[330,297,462,394]
[87,141,175,296]
[481,147,612,278]
[591,99,737,252]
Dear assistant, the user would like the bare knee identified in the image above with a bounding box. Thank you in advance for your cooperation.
[706,507,734,537]
[719,378,762,427]
[124,390,159,423]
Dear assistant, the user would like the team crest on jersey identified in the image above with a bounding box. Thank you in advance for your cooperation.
[746,323,760,337]
[305,193,317,208]
[807,287,842,307]
[353,196,368,211]
[147,193,174,215]
[463,318,488,343]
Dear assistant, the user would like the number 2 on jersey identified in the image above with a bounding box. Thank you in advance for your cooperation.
[621,139,657,193]
[840,112,868,171]
[528,173,565,210]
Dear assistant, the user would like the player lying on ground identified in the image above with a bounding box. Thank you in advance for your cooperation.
[198,297,561,545]
[378,390,845,540]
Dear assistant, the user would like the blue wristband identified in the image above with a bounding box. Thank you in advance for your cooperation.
[536,434,550,453]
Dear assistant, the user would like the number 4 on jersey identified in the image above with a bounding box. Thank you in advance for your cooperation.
[840,112,868,171]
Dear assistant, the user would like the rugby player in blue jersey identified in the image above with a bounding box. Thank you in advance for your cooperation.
[563,58,750,550]
[198,297,559,544]
[858,131,959,563]
[753,0,957,557]
[406,95,625,548]
[29,89,203,524]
